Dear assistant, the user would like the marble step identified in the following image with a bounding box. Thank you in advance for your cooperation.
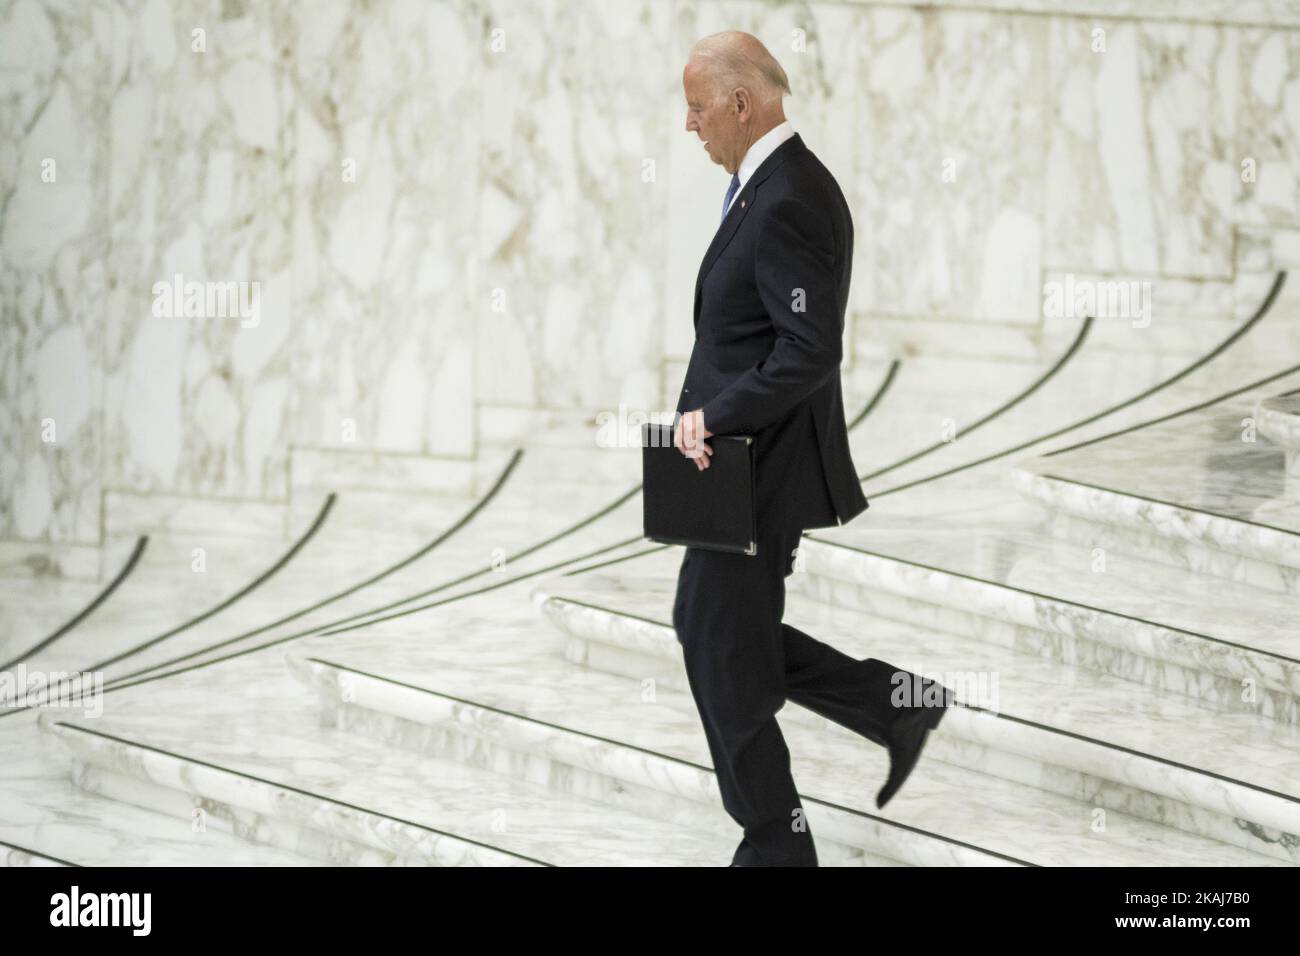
[1070,315,1247,357]
[280,588,1281,867]
[0,777,320,867]
[289,445,479,499]
[0,538,103,582]
[797,503,1300,729]
[33,653,747,867]
[38,715,524,867]
[286,652,915,867]
[1007,392,1300,595]
[1,843,69,866]
[1011,467,1300,597]
[0,712,319,867]
[532,563,1300,864]
[1255,393,1300,477]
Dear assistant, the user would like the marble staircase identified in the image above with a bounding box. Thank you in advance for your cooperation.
[1011,394,1300,596]
[531,563,1299,864]
[762,394,1300,863]
[24,581,902,866]
[7,274,1299,866]
[30,574,1275,866]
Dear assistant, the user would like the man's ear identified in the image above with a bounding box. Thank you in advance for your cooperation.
[733,88,748,119]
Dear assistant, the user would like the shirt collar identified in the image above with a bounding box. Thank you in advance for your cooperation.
[735,120,795,193]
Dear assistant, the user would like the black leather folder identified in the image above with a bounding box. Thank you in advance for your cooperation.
[641,421,757,556]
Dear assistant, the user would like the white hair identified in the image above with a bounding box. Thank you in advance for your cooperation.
[689,31,791,107]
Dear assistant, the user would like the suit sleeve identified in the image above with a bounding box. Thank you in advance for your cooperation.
[700,196,843,436]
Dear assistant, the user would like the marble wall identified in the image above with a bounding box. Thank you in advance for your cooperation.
[2,0,1299,550]
[2,0,111,544]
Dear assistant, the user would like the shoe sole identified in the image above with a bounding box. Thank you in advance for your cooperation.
[875,702,952,809]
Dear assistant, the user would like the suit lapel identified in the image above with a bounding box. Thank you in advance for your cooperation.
[693,133,806,330]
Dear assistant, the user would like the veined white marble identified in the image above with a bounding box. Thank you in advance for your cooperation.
[532,559,1300,862]
[0,540,103,581]
[5,0,1300,869]
[102,488,290,543]
[291,653,908,866]
[290,0,480,461]
[849,6,1046,325]
[1,0,111,546]
[802,475,1300,705]
[25,630,870,866]
[279,570,1276,865]
[0,703,318,866]
[100,0,297,504]
[837,0,1300,29]
[1044,19,1236,279]
[0,845,68,866]
[8,0,1300,549]
[43,711,568,866]
[1033,393,1300,535]
[1255,392,1300,476]
[3,376,1296,865]
[0,439,644,692]
[288,446,479,498]
[1028,488,1300,596]
[1236,29,1300,228]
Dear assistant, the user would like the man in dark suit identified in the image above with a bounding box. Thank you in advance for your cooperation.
[671,31,953,867]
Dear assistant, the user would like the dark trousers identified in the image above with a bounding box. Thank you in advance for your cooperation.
[672,524,908,866]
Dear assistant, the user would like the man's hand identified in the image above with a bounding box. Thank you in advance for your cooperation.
[674,408,714,471]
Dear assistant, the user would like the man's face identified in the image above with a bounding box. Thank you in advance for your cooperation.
[683,62,741,174]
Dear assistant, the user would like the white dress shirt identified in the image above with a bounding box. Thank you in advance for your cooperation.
[724,119,795,217]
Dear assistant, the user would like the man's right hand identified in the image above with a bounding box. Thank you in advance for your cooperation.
[674,409,714,471]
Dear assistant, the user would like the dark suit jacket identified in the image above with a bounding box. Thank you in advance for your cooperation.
[675,132,869,536]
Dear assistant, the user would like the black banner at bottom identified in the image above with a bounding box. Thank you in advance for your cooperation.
[0,865,1281,941]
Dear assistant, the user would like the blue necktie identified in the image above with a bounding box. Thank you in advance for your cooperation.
[721,173,740,222]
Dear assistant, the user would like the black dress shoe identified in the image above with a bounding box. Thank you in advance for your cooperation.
[875,693,953,810]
